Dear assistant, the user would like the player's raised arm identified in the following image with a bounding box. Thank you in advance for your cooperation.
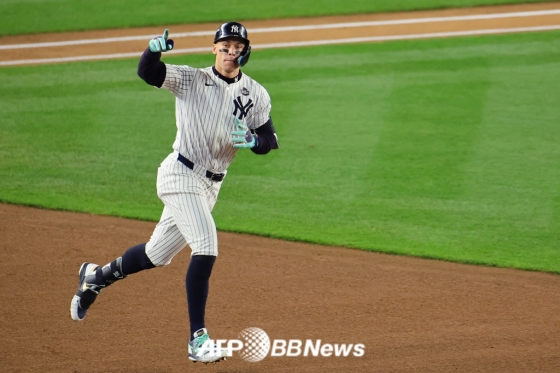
[137,29,174,88]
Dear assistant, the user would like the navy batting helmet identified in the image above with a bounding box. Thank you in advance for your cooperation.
[214,21,252,66]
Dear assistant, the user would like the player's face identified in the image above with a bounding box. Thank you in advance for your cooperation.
[213,37,246,77]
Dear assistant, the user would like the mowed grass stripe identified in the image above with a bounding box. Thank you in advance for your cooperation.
[0,31,559,272]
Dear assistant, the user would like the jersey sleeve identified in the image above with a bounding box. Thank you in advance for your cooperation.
[161,64,197,97]
[248,87,272,130]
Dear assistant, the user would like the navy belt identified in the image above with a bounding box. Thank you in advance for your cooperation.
[177,153,225,182]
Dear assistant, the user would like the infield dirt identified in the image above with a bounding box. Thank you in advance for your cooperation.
[1,3,560,373]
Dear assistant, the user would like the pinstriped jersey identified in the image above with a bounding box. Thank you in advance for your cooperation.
[162,64,271,173]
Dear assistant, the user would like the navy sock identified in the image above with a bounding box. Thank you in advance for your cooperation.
[92,244,155,287]
[186,255,216,340]
[121,243,156,276]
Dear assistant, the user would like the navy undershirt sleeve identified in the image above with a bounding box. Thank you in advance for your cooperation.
[251,117,279,155]
[137,48,166,88]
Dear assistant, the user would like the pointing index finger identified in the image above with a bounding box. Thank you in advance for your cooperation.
[163,28,169,40]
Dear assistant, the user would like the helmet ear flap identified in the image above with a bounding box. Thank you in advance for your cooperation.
[239,45,251,67]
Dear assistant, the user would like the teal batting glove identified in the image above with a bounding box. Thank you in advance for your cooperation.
[232,117,257,149]
[149,29,174,52]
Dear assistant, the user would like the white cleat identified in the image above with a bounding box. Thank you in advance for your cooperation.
[188,328,228,364]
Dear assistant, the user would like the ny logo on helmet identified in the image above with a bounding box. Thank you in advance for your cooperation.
[231,25,239,33]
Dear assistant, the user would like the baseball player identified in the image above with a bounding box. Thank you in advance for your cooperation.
[70,22,279,364]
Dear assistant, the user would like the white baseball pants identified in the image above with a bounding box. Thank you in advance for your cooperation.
[145,152,223,266]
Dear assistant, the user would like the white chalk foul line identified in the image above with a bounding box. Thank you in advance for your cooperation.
[1,8,560,50]
[1,24,560,67]
[250,25,560,48]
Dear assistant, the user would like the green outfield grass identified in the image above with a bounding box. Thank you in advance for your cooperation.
[1,31,559,272]
[0,0,556,36]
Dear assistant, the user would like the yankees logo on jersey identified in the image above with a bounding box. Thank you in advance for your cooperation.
[162,64,272,173]
[233,96,254,119]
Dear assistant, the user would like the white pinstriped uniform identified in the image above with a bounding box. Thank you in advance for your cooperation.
[145,64,271,265]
